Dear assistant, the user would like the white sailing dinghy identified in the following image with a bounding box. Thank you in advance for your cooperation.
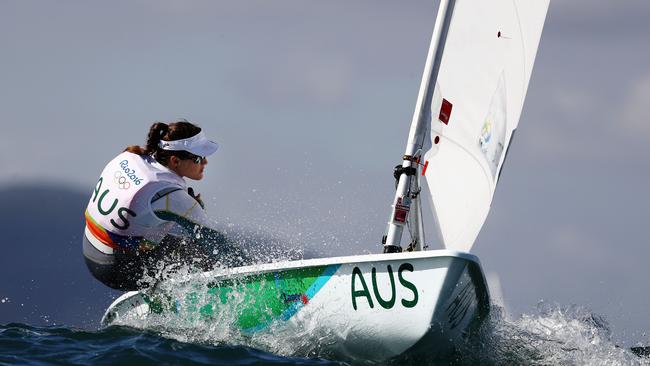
[101,0,549,361]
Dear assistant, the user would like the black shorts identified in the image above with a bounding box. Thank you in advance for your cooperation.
[82,233,220,291]
[82,235,152,291]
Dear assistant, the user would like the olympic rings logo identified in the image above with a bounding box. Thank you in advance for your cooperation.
[114,171,131,190]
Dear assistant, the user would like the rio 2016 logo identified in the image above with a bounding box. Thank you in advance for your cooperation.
[119,160,143,186]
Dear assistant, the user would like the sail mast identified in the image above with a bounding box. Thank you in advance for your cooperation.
[383,0,456,252]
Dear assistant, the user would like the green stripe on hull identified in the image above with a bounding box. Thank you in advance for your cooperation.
[145,264,341,332]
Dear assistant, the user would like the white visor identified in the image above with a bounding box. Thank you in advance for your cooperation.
[158,131,219,156]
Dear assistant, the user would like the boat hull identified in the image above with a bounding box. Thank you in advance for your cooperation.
[101,250,489,362]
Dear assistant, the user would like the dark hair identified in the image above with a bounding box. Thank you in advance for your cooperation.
[124,119,202,166]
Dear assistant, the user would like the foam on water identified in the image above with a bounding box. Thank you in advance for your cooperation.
[451,303,649,366]
[109,264,345,361]
[108,283,650,366]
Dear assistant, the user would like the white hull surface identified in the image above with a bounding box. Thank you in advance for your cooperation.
[102,250,489,362]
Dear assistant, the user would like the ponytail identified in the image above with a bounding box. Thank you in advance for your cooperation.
[123,120,200,166]
[123,122,169,156]
[144,122,170,155]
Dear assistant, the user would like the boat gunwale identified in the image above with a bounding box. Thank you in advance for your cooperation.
[191,249,482,281]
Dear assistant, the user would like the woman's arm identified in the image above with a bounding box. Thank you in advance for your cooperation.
[151,189,249,267]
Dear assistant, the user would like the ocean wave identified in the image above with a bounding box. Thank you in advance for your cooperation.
[0,322,344,366]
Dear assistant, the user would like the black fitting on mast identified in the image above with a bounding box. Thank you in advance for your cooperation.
[381,235,402,253]
[393,164,417,189]
[393,165,417,180]
[383,245,403,253]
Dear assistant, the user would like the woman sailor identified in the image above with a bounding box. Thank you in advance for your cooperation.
[83,120,246,290]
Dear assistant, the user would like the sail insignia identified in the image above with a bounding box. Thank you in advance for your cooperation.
[479,71,508,177]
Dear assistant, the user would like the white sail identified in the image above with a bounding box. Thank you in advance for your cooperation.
[421,0,549,251]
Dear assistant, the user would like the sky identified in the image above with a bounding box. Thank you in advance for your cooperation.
[1,0,649,345]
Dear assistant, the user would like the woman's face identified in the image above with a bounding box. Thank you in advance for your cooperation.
[168,155,208,180]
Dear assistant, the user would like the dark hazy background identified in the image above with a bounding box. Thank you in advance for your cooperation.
[0,185,120,327]
[1,0,649,346]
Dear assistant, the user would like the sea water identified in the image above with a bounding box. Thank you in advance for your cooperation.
[0,323,341,365]
[2,303,648,366]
